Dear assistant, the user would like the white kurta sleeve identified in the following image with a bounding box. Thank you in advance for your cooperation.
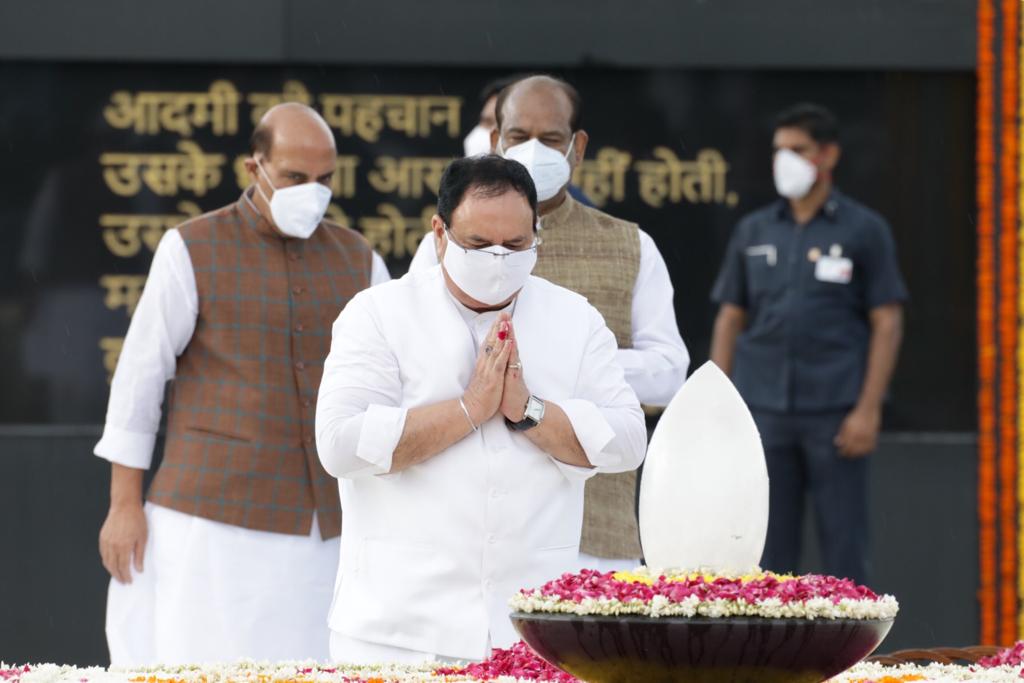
[616,229,690,406]
[316,291,408,479]
[93,229,198,470]
[408,233,439,272]
[556,305,647,478]
[370,251,392,285]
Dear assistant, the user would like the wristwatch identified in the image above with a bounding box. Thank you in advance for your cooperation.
[505,395,545,432]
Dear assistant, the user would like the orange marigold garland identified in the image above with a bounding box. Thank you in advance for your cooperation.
[979,0,998,646]
[1018,0,1024,640]
[998,0,1020,647]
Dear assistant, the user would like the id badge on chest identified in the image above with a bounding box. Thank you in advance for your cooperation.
[814,255,853,284]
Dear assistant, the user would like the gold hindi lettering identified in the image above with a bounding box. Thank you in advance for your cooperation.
[325,203,351,227]
[100,201,202,258]
[247,80,313,125]
[571,147,632,207]
[634,147,737,208]
[419,96,461,138]
[232,155,359,198]
[103,80,240,137]
[358,204,434,260]
[319,94,462,142]
[100,141,226,197]
[367,157,449,199]
[99,337,124,383]
[99,275,147,317]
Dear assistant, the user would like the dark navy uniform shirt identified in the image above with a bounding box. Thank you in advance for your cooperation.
[711,190,908,413]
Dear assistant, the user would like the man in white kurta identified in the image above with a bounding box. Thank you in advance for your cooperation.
[316,155,647,664]
[410,75,688,410]
[409,76,688,573]
[95,104,389,665]
[410,217,686,404]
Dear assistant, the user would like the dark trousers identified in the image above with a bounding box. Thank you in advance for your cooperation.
[752,410,870,585]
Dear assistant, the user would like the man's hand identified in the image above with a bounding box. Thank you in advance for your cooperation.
[99,501,147,584]
[499,319,530,422]
[710,304,747,376]
[462,313,513,426]
[834,405,881,458]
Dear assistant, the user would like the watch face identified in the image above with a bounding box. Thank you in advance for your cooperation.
[525,396,545,422]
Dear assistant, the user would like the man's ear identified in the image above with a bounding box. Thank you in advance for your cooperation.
[490,128,501,154]
[821,142,841,173]
[431,214,446,261]
[570,130,589,167]
[244,157,260,185]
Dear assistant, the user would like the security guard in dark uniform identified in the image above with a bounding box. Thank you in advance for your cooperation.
[710,103,907,584]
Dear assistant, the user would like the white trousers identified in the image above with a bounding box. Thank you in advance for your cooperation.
[577,552,642,574]
[329,632,461,665]
[106,503,339,666]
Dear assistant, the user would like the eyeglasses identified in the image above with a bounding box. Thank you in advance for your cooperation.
[443,223,542,259]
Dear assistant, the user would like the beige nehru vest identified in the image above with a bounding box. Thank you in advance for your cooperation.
[532,195,643,559]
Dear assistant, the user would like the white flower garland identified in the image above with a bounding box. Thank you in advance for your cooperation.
[5,660,1024,683]
[829,661,1024,682]
[508,590,900,621]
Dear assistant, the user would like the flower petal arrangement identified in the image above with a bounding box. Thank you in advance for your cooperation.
[829,661,1024,682]
[9,640,1024,683]
[508,568,900,620]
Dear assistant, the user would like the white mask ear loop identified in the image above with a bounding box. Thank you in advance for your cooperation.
[255,158,277,204]
[498,134,574,158]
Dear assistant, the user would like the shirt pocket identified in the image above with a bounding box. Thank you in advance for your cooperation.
[185,425,252,443]
[744,245,783,298]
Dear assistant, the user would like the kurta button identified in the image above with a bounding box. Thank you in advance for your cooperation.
[304,435,313,443]
[295,361,306,371]
[487,534,496,544]
[295,323,305,333]
[303,398,312,408]
[292,285,303,295]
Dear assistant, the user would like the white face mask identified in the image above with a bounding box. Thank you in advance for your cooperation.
[499,135,575,202]
[255,160,332,239]
[773,148,818,199]
[463,124,493,157]
[441,226,538,305]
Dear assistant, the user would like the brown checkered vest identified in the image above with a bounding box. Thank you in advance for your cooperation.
[148,191,373,539]
[533,195,643,558]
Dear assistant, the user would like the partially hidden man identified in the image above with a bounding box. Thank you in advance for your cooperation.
[95,103,389,665]
[410,75,689,572]
[317,155,647,664]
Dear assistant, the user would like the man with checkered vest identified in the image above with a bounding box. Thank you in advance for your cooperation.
[94,103,389,665]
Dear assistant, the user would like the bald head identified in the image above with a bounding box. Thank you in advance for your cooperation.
[250,102,335,160]
[494,75,582,134]
[489,75,589,212]
[245,102,338,235]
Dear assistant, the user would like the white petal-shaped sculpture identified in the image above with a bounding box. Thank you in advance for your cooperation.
[639,361,769,574]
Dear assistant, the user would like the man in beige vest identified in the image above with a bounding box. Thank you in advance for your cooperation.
[410,75,689,571]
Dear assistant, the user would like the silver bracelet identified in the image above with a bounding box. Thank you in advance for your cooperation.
[458,397,479,432]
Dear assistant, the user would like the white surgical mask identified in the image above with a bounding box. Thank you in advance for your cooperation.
[499,136,575,202]
[255,159,332,239]
[463,124,493,157]
[773,148,818,199]
[442,226,538,305]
